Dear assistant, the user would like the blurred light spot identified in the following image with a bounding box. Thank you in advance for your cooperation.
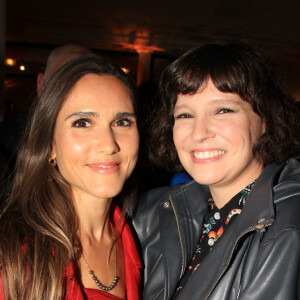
[121,67,130,73]
[5,58,17,67]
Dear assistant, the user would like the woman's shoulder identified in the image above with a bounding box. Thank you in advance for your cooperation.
[134,180,205,214]
[273,159,300,203]
[269,159,300,233]
[131,181,209,241]
[278,158,300,182]
[131,184,181,231]
[130,183,188,239]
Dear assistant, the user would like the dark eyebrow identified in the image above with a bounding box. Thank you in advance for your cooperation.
[114,112,136,118]
[65,111,136,121]
[174,98,243,111]
[210,99,242,106]
[65,111,99,121]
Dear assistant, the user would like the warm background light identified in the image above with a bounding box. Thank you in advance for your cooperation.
[5,58,17,66]
[121,67,130,74]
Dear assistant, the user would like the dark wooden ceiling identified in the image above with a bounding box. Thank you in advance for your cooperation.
[6,0,300,56]
[4,0,300,100]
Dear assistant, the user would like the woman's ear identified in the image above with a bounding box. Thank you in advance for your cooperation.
[48,142,57,167]
[50,141,56,159]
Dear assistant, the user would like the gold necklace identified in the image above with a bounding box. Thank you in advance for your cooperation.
[81,223,119,291]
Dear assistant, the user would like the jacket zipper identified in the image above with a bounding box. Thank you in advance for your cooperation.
[169,195,186,278]
[204,220,273,300]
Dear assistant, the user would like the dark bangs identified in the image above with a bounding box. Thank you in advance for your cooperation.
[160,42,273,113]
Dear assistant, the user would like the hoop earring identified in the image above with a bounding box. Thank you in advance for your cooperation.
[48,157,57,167]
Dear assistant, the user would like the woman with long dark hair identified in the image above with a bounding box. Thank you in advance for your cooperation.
[0,54,141,299]
[133,42,300,299]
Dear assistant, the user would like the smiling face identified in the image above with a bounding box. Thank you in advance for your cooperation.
[51,74,139,202]
[173,79,264,206]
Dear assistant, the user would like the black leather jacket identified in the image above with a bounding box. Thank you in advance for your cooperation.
[132,159,300,300]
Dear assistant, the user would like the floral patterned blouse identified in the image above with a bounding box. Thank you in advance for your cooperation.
[173,181,255,297]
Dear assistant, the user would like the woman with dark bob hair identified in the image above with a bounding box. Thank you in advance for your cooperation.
[132,42,300,299]
[0,54,141,299]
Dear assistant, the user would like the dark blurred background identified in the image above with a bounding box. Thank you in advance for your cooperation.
[1,0,300,120]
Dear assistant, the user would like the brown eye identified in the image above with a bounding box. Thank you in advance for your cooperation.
[72,118,91,127]
[113,118,134,127]
[218,108,234,114]
[175,113,192,119]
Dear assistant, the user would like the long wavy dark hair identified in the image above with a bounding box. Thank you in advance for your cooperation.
[0,54,138,299]
[149,41,300,171]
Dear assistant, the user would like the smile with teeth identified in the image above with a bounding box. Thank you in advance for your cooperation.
[96,165,114,168]
[193,150,225,159]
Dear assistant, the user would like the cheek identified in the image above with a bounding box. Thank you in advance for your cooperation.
[115,128,139,161]
[173,123,188,149]
[55,132,87,165]
[220,123,240,142]
[240,118,263,149]
[125,132,139,160]
[250,119,264,142]
[219,120,249,145]
[222,121,263,160]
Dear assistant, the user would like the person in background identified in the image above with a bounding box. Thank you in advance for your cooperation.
[36,44,91,97]
[132,42,300,299]
[0,44,91,208]
[0,54,141,299]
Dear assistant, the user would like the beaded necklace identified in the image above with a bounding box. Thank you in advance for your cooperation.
[81,223,119,291]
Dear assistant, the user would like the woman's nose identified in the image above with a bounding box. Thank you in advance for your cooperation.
[95,128,120,155]
[191,117,215,142]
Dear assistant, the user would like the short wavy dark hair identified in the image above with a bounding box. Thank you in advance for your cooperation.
[149,41,300,171]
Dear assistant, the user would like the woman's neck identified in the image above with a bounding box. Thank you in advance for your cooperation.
[72,190,113,243]
[210,164,263,209]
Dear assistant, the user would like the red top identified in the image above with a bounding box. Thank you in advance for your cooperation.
[84,288,123,300]
[0,205,142,300]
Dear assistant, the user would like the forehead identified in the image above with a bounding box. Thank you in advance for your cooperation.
[58,74,134,116]
[175,79,248,107]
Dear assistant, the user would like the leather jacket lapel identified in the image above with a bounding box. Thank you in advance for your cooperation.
[160,182,209,299]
